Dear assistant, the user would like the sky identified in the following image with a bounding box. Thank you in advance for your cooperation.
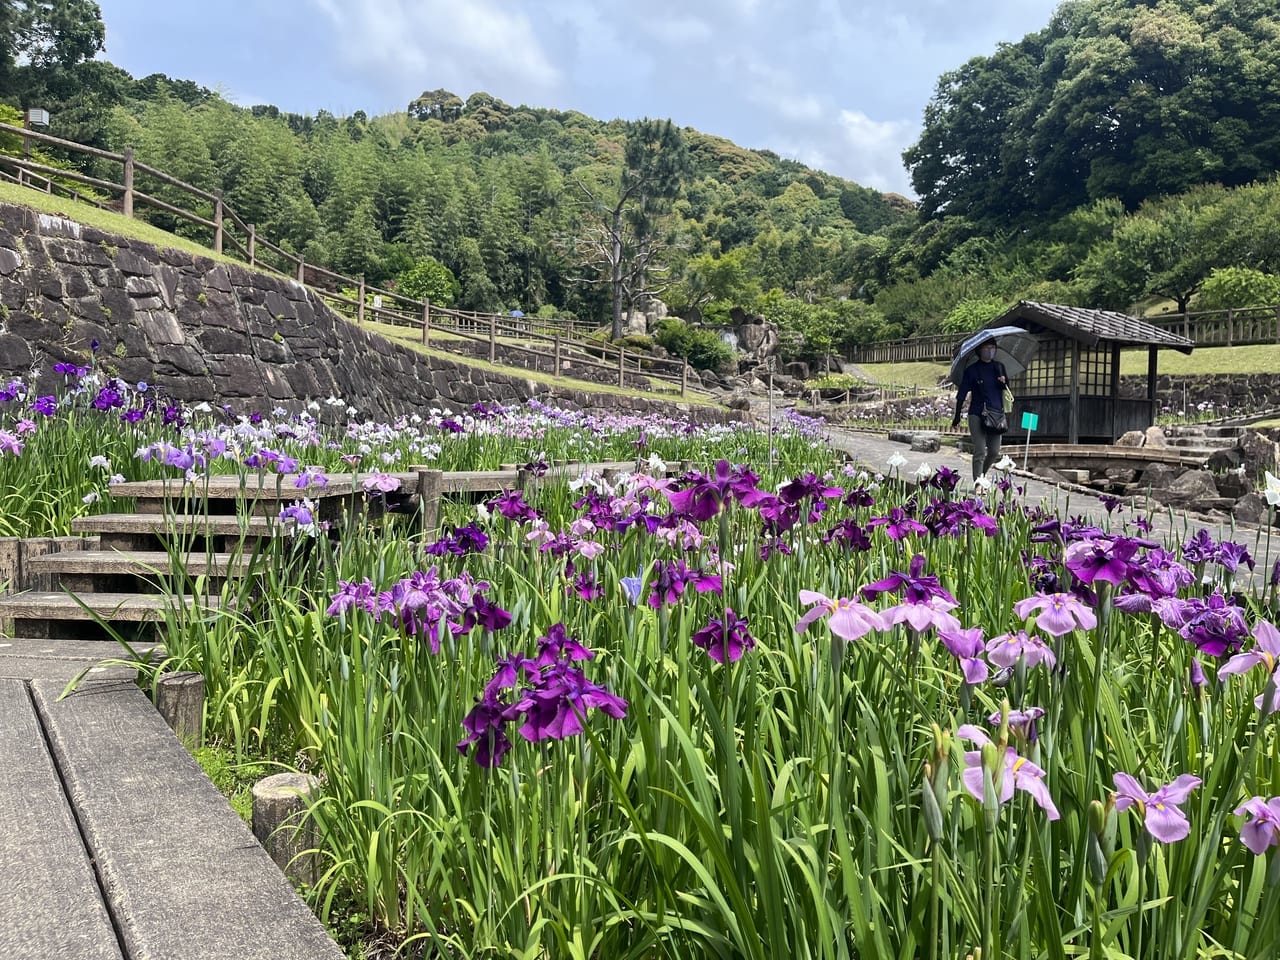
[94,0,1063,197]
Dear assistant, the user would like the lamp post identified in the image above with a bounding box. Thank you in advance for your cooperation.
[21,108,50,189]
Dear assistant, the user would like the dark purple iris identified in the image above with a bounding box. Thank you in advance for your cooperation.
[647,559,722,608]
[1064,536,1144,587]
[439,418,464,433]
[1160,591,1249,657]
[462,595,512,633]
[1181,529,1218,567]
[843,486,876,509]
[666,460,767,521]
[92,385,125,410]
[690,607,756,664]
[489,490,540,523]
[569,571,603,600]
[823,519,872,551]
[1215,541,1255,575]
[861,553,956,605]
[867,507,927,541]
[778,472,843,505]
[30,395,57,416]
[757,495,800,535]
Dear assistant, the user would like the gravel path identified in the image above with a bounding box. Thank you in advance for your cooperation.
[822,424,1279,590]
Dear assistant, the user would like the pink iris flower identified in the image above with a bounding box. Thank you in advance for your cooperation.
[1013,591,1097,636]
[1235,796,1280,855]
[795,590,886,643]
[939,627,989,684]
[957,726,1060,820]
[1112,772,1202,843]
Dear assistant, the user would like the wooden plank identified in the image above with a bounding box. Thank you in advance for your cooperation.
[0,679,123,960]
[30,680,345,960]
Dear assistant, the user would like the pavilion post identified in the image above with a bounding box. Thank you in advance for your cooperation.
[1068,339,1081,445]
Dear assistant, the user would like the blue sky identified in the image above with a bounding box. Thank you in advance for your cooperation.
[94,0,1062,196]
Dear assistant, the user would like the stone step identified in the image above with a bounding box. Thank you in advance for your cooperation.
[1205,425,1246,438]
[0,679,122,959]
[0,591,222,623]
[1164,436,1239,450]
[29,679,345,960]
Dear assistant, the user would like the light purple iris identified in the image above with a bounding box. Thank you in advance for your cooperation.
[985,630,1057,670]
[1112,772,1202,843]
[796,590,886,643]
[938,627,989,684]
[880,596,962,634]
[1013,591,1097,636]
[362,472,401,494]
[1064,536,1143,586]
[957,725,1060,820]
[1235,796,1280,855]
[1219,620,1280,679]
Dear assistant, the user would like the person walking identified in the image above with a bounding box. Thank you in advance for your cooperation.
[951,336,1008,482]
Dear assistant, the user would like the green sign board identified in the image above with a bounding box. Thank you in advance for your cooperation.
[1021,411,1039,431]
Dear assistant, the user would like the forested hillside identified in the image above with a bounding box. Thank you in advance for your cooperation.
[5,0,1280,359]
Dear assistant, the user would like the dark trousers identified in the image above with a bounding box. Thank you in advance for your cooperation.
[968,414,1002,480]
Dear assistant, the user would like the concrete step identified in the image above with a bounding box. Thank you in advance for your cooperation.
[0,679,123,959]
[1205,425,1246,438]
[29,679,345,960]
[0,592,222,623]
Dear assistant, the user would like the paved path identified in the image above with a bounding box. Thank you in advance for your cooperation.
[825,426,1278,590]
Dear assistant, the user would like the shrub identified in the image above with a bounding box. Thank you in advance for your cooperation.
[1192,267,1280,312]
[653,318,735,371]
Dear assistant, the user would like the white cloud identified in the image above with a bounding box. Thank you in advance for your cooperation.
[308,0,560,100]
[835,109,919,194]
[645,16,714,45]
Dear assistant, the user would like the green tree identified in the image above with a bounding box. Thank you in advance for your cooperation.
[395,258,459,306]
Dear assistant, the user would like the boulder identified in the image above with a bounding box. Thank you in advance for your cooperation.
[1032,465,1069,483]
[725,390,752,411]
[888,429,915,445]
[1238,429,1280,479]
[1232,492,1268,526]
[1150,469,1219,508]
[783,361,810,381]
[624,310,648,336]
[910,433,941,453]
[1207,448,1244,472]
[1144,425,1168,447]
[1139,462,1183,488]
[1116,430,1146,448]
[1104,467,1137,484]
[1215,469,1253,500]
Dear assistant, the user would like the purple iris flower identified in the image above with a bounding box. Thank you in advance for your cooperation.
[690,608,756,664]
[30,395,57,416]
[778,472,843,505]
[1112,772,1201,843]
[957,726,1060,819]
[1159,592,1248,657]
[989,706,1045,742]
[518,661,628,742]
[880,596,962,634]
[867,507,927,540]
[1214,540,1255,574]
[843,486,876,509]
[1012,591,1097,637]
[861,554,956,605]
[534,623,594,666]
[1126,548,1193,599]
[1235,797,1280,855]
[665,460,767,521]
[647,559,721,608]
[939,627,989,684]
[1219,620,1280,679]
[1064,536,1143,587]
[462,595,512,633]
[489,489,540,522]
[458,692,527,768]
[1181,529,1218,566]
[823,519,872,551]
[92,385,125,410]
[326,578,378,616]
[570,572,604,601]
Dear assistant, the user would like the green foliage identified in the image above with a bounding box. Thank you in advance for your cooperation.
[1192,267,1280,311]
[653,317,735,371]
[394,257,459,306]
[940,297,1010,335]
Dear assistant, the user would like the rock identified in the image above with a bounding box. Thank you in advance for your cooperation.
[1032,465,1068,483]
[1239,429,1280,479]
[1059,469,1091,485]
[888,429,915,445]
[1104,467,1137,484]
[1208,448,1244,471]
[1233,492,1267,525]
[1116,430,1145,448]
[1215,469,1253,500]
[624,310,647,336]
[1150,469,1219,508]
[726,390,752,411]
[910,433,941,453]
[0,247,21,275]
[1144,425,1168,447]
[783,361,810,380]
[1139,462,1183,488]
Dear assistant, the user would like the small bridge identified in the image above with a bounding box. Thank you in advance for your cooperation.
[1019,444,1210,472]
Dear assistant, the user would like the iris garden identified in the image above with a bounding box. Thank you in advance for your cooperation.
[4,361,1280,959]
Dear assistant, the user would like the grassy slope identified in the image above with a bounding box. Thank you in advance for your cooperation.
[0,182,713,406]
[857,344,1280,391]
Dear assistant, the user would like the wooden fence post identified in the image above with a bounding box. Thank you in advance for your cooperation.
[489,315,497,362]
[553,334,561,376]
[212,190,224,254]
[417,469,444,533]
[618,346,625,387]
[421,298,431,346]
[1226,308,1234,346]
[247,224,256,267]
[680,361,687,397]
[357,275,366,325]
[122,146,135,218]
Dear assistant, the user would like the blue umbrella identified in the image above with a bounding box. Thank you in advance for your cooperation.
[948,325,1040,385]
[509,309,525,317]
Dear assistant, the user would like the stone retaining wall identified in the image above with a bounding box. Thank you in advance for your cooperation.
[0,203,738,423]
[1120,374,1280,418]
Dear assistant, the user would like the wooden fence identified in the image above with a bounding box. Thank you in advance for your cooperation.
[843,304,1280,365]
[0,122,698,397]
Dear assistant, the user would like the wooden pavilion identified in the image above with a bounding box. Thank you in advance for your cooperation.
[982,301,1194,444]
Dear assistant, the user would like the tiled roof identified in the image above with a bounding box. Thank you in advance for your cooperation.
[990,301,1195,354]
